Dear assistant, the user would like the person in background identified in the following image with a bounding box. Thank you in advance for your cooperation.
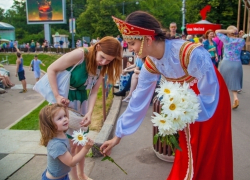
[59,39,64,48]
[101,11,233,180]
[26,43,30,52]
[193,35,199,43]
[0,66,15,88]
[216,26,245,109]
[44,40,49,52]
[0,75,15,88]
[123,40,128,52]
[76,40,80,48]
[114,57,136,92]
[31,40,36,52]
[15,45,27,93]
[197,37,204,46]
[181,34,186,40]
[213,34,224,63]
[90,39,97,47]
[186,34,195,42]
[116,35,123,47]
[9,40,14,51]
[78,39,82,47]
[36,41,41,50]
[122,57,145,103]
[169,22,182,39]
[14,40,18,50]
[203,29,218,68]
[30,55,45,82]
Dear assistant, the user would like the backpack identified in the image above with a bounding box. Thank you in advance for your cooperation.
[240,50,250,65]
[31,60,34,71]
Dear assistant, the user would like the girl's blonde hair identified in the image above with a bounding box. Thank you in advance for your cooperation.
[85,36,122,84]
[39,104,68,147]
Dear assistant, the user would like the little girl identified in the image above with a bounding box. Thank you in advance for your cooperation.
[39,103,93,180]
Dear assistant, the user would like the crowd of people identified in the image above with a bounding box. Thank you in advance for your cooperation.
[0,45,46,94]
[1,9,249,180]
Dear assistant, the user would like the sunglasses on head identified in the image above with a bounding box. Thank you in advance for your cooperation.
[231,32,238,36]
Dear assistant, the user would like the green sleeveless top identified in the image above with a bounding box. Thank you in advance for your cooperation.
[66,48,101,103]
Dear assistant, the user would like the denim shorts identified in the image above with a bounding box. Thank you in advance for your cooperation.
[41,170,69,180]
[18,70,25,81]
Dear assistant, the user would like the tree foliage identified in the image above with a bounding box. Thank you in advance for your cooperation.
[0,0,242,43]
[185,0,241,28]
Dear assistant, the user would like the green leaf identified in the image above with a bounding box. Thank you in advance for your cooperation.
[101,156,110,161]
[153,133,159,145]
[83,127,89,135]
[170,135,182,151]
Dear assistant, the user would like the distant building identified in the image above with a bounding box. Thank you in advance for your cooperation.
[0,22,15,41]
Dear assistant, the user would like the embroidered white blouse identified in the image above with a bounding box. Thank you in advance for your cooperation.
[116,39,220,138]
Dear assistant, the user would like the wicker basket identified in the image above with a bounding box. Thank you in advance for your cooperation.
[152,96,175,162]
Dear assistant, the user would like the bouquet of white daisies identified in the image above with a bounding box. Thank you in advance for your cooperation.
[151,79,201,152]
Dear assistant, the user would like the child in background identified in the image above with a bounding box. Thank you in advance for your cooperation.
[29,55,45,82]
[39,104,93,180]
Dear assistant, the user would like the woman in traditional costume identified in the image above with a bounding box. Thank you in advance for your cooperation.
[101,11,233,180]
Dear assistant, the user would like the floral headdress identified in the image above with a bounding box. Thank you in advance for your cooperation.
[112,16,157,56]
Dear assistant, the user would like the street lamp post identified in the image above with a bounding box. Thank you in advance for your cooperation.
[71,0,75,48]
[181,0,186,35]
[123,1,125,15]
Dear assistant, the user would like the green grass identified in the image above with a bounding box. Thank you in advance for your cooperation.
[3,52,114,131]
[10,87,113,130]
[10,101,48,130]
[0,53,62,72]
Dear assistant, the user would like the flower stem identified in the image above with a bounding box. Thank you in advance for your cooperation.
[93,145,127,175]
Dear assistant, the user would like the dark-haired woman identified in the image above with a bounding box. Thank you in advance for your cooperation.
[101,11,233,180]
[48,36,122,180]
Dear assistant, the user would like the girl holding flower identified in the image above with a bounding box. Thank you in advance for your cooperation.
[101,11,233,180]
[39,103,93,180]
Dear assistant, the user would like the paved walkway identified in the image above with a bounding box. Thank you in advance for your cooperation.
[1,54,250,180]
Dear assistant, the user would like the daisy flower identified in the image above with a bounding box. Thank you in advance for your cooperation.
[72,129,88,146]
[152,80,201,151]
[151,112,173,131]
[156,80,180,99]
[158,126,177,136]
[161,97,185,120]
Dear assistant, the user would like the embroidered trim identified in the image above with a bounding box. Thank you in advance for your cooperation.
[145,56,161,74]
[144,42,201,84]
[184,124,194,180]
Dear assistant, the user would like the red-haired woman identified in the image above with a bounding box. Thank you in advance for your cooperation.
[203,29,218,68]
[47,36,122,180]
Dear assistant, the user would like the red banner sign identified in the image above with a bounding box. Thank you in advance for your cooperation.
[186,23,221,35]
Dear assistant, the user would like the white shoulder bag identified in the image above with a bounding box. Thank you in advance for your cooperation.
[33,60,81,104]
